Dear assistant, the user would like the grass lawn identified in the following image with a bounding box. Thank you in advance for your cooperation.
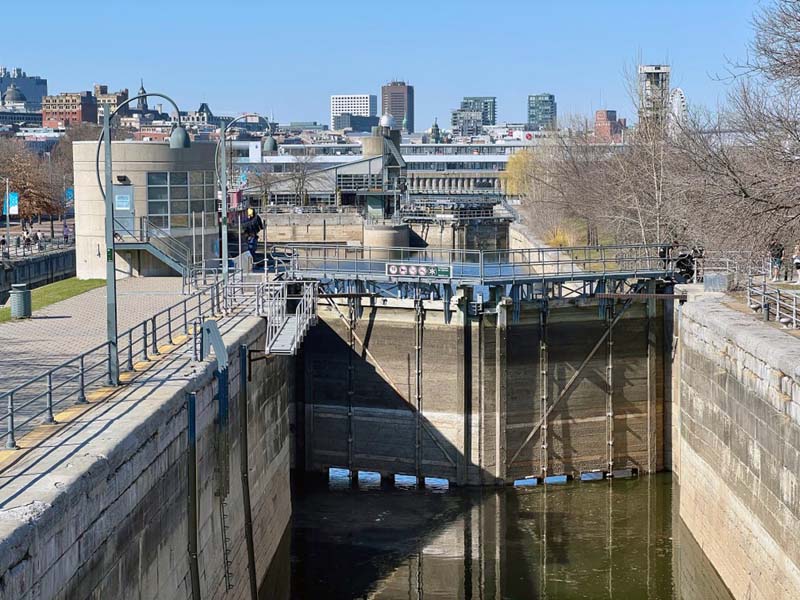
[0,278,105,323]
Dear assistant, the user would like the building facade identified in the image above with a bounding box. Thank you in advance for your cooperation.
[0,66,47,109]
[638,64,671,126]
[94,84,129,124]
[527,93,557,131]
[330,94,377,130]
[450,109,484,136]
[594,109,627,143]
[381,81,414,133]
[460,96,497,125]
[42,91,98,128]
[332,113,379,132]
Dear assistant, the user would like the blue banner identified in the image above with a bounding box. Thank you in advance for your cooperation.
[3,192,19,216]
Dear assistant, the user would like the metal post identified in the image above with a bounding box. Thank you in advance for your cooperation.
[606,303,615,474]
[151,316,159,355]
[414,296,424,486]
[142,321,149,361]
[46,372,55,424]
[78,355,87,403]
[220,129,229,292]
[239,345,259,600]
[5,392,16,449]
[167,307,173,344]
[4,177,9,254]
[539,304,549,479]
[103,106,120,386]
[184,299,189,335]
[127,330,134,371]
[186,392,201,600]
[347,299,355,485]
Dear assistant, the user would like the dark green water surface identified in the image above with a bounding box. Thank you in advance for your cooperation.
[270,472,732,599]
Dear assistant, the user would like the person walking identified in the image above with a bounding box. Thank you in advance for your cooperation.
[793,243,800,284]
[62,223,70,245]
[769,239,785,282]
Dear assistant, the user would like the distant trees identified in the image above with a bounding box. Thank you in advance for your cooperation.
[0,137,62,221]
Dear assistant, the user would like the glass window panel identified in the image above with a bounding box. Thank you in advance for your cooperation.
[205,199,217,212]
[170,186,188,200]
[170,172,188,185]
[147,172,167,186]
[171,201,189,214]
[190,200,205,213]
[190,185,205,199]
[148,201,168,214]
[150,215,168,228]
[170,214,189,228]
[147,186,168,200]
[205,185,216,199]
[189,171,204,185]
[204,171,215,185]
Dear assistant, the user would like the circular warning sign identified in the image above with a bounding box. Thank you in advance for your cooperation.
[399,265,408,275]
[418,266,428,276]
[409,265,418,276]
[388,265,398,275]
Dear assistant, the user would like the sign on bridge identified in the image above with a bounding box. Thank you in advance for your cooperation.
[385,263,452,279]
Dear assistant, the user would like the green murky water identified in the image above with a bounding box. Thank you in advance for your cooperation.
[266,472,732,599]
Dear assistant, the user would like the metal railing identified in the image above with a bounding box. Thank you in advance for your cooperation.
[1,235,75,258]
[291,282,318,355]
[264,283,287,353]
[1,282,223,449]
[114,217,193,276]
[746,275,800,328]
[270,243,673,284]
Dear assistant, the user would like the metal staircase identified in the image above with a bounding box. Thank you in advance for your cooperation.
[260,281,318,355]
[113,217,196,277]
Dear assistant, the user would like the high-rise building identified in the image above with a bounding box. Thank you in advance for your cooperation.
[330,94,377,130]
[333,113,380,132]
[450,109,484,136]
[527,93,557,131]
[0,66,47,109]
[594,109,627,143]
[638,65,671,126]
[381,81,414,133]
[459,96,497,126]
[41,91,98,128]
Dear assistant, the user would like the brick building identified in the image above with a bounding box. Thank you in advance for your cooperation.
[593,109,627,143]
[41,91,97,128]
[94,84,129,124]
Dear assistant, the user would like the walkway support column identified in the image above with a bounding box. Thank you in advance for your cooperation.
[457,286,473,486]
[414,296,425,487]
[646,279,658,473]
[495,298,510,484]
[539,303,549,479]
[605,303,615,475]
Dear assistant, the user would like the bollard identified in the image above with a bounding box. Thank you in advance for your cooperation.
[142,321,149,361]
[151,317,159,355]
[77,354,87,404]
[127,331,134,371]
[763,302,771,322]
[5,392,17,449]
[167,307,173,344]
[45,372,55,424]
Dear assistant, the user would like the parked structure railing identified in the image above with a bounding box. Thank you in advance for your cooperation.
[2,282,223,448]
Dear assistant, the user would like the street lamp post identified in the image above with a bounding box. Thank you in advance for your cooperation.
[3,177,9,253]
[215,114,271,292]
[95,93,190,385]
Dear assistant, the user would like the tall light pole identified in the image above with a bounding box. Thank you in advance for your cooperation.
[95,93,190,385]
[215,113,270,291]
[3,177,9,251]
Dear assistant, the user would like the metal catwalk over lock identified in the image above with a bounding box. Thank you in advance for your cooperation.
[226,280,318,355]
[270,243,676,306]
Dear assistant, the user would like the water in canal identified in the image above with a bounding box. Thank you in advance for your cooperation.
[268,471,732,599]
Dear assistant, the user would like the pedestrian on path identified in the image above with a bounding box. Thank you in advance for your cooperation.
[792,244,800,284]
[769,238,785,282]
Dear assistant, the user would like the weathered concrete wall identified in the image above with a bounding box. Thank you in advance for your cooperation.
[0,317,292,600]
[265,213,364,244]
[676,294,800,599]
[297,296,665,485]
[409,222,510,251]
[0,249,76,303]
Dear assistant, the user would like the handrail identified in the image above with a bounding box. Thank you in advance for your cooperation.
[1,282,223,448]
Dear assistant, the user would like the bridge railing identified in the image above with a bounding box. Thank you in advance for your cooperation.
[271,242,672,283]
[746,275,800,327]
[264,282,287,353]
[1,282,223,449]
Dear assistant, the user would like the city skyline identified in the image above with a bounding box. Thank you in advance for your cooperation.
[0,0,758,129]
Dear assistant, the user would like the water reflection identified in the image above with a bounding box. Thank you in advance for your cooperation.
[286,473,731,600]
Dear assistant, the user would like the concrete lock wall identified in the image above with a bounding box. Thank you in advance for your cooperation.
[0,318,292,600]
[264,214,364,245]
[408,222,510,251]
[0,249,76,304]
[675,294,800,600]
[296,296,666,485]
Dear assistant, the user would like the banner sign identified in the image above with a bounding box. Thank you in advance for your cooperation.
[385,263,452,279]
[3,192,19,216]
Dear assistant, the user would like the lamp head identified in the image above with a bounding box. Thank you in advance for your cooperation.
[169,124,191,149]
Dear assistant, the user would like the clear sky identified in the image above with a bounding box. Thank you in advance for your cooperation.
[0,0,761,128]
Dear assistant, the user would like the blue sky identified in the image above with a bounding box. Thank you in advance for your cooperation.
[1,0,761,128]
